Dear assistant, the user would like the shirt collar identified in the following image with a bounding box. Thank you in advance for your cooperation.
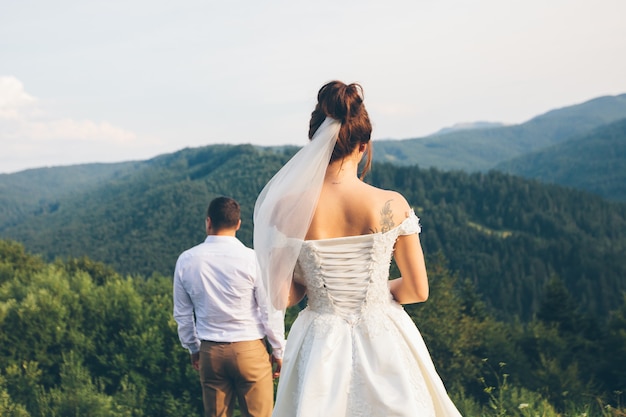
[204,235,241,244]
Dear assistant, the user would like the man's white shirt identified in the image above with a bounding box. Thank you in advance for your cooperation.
[173,235,285,358]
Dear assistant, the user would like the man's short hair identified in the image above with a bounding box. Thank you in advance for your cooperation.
[207,197,240,230]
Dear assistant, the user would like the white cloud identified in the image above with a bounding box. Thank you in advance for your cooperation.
[18,119,137,143]
[0,76,161,173]
[0,76,36,120]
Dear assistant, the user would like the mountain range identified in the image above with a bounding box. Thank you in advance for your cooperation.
[495,118,626,200]
[1,94,626,322]
[374,93,626,201]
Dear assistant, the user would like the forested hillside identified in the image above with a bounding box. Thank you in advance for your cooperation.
[1,145,625,322]
[374,93,626,172]
[372,164,626,319]
[0,145,290,278]
[1,240,625,416]
[0,162,142,230]
[495,118,626,201]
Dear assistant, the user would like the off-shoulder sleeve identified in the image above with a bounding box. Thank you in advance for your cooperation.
[398,210,422,235]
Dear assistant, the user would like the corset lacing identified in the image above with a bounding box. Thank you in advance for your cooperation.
[311,239,373,320]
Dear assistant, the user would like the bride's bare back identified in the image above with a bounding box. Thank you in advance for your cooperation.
[306,174,412,241]
[297,157,428,307]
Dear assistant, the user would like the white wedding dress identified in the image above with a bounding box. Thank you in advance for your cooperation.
[272,212,462,417]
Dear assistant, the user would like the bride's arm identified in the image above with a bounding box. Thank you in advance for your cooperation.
[389,233,429,304]
[288,281,307,307]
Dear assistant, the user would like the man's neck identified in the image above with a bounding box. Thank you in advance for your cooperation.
[208,229,237,237]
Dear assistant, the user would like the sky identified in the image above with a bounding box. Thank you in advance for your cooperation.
[2,0,626,174]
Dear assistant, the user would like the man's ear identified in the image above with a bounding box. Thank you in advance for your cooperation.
[205,217,212,234]
[235,219,242,231]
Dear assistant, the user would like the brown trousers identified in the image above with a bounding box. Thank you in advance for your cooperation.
[199,339,273,417]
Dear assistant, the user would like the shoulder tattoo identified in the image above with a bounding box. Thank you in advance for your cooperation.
[380,200,395,233]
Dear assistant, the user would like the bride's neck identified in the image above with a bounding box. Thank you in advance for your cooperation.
[325,158,360,185]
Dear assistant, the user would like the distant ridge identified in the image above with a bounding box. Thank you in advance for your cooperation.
[1,92,625,213]
[432,121,507,136]
[374,93,626,172]
[495,117,626,201]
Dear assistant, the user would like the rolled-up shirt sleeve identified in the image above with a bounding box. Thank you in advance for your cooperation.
[173,259,201,354]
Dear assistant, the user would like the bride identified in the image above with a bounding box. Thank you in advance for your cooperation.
[254,80,462,417]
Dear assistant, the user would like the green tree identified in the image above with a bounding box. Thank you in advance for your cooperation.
[0,374,31,417]
[601,293,626,394]
[37,352,126,417]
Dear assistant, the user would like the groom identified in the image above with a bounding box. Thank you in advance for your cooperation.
[173,196,285,417]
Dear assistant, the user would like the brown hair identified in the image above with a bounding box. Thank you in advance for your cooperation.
[308,81,372,178]
[207,196,240,230]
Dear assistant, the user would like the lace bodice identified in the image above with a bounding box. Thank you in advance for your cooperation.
[293,211,421,320]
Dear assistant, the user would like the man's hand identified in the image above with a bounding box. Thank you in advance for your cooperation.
[271,355,282,379]
[190,352,200,371]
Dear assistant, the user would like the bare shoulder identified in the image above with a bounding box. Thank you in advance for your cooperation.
[371,189,412,233]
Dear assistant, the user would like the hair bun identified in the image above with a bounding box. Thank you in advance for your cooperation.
[317,81,364,122]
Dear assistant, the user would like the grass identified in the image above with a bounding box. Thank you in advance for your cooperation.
[453,359,626,417]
